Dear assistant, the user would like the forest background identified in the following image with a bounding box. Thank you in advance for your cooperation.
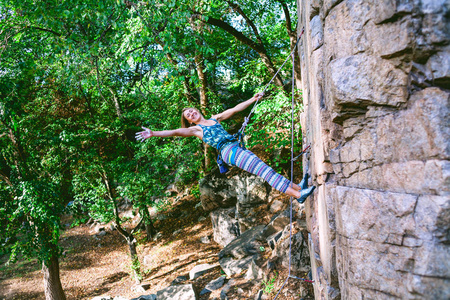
[0,0,303,299]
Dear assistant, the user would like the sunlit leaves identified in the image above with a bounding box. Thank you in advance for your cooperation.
[0,0,299,268]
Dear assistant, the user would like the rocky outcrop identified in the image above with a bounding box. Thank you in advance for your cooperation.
[155,284,197,300]
[200,172,270,216]
[297,0,450,299]
[210,208,240,247]
[218,225,265,277]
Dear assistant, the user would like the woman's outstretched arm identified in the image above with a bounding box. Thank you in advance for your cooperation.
[136,126,201,142]
[213,92,264,122]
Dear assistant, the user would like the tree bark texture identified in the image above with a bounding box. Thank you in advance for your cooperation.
[42,253,66,300]
[128,239,141,284]
[204,144,212,171]
[140,206,157,241]
[279,0,302,87]
[195,54,208,116]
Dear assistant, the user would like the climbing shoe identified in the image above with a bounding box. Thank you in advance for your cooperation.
[296,186,316,204]
[299,173,309,190]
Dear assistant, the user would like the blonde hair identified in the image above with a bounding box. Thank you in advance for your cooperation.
[181,107,199,128]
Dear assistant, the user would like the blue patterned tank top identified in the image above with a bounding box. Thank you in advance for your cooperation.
[198,119,236,150]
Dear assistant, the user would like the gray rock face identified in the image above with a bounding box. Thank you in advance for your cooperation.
[200,276,226,295]
[297,0,450,298]
[189,263,219,280]
[130,295,156,300]
[272,225,310,273]
[200,172,270,212]
[218,225,265,260]
[245,259,264,280]
[219,255,256,278]
[218,225,265,277]
[156,284,197,300]
[210,208,240,247]
[199,173,238,211]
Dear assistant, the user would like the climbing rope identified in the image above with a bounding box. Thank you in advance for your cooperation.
[273,30,314,300]
[234,27,305,149]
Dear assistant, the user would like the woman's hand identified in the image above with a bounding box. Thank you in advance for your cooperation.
[213,92,265,122]
[135,127,153,142]
[253,92,264,101]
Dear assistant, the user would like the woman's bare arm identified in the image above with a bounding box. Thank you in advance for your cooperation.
[213,92,264,122]
[136,126,202,142]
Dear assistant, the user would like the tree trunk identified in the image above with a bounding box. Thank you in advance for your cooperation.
[109,87,123,119]
[42,252,66,300]
[195,54,212,170]
[279,0,302,88]
[144,220,156,242]
[204,144,212,171]
[128,237,141,284]
[195,53,208,115]
[140,206,157,242]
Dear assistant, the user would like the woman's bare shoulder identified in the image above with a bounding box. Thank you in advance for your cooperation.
[188,125,203,138]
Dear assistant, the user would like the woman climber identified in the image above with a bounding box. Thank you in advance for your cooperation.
[135,92,315,203]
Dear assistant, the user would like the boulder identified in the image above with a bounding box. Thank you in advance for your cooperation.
[200,276,226,295]
[220,279,235,300]
[219,255,257,278]
[210,208,240,247]
[261,210,290,238]
[218,225,266,277]
[156,284,197,300]
[218,225,265,260]
[269,200,285,213]
[272,225,310,273]
[171,276,188,285]
[199,173,238,211]
[189,263,219,280]
[199,172,270,212]
[130,296,156,300]
[245,259,264,280]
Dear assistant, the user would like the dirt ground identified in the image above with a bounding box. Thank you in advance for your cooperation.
[0,186,314,300]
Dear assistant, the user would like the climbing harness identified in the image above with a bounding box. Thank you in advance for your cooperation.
[216,155,229,173]
[216,136,237,173]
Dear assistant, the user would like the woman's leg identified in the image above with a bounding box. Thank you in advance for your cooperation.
[222,144,298,195]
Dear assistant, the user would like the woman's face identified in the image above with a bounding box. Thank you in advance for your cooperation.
[183,108,201,124]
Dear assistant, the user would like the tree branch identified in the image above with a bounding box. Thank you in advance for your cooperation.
[226,1,262,45]
[279,1,294,35]
[94,56,107,104]
[29,26,62,37]
[131,217,145,235]
[192,13,286,91]
[192,13,264,53]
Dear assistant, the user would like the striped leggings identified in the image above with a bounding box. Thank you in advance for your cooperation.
[220,142,291,193]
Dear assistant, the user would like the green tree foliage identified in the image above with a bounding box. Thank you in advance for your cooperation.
[0,0,300,297]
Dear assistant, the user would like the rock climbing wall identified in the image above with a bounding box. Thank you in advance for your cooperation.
[296,0,449,299]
